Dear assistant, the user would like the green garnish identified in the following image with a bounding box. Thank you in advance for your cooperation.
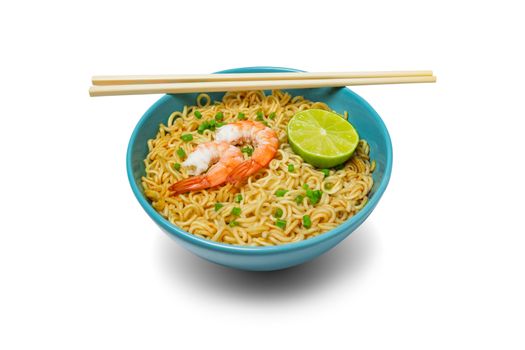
[295,195,304,204]
[209,119,217,130]
[194,110,202,119]
[173,163,181,171]
[238,112,246,120]
[215,112,224,121]
[262,121,269,127]
[275,189,288,197]
[231,207,241,216]
[216,122,226,128]
[321,169,330,177]
[303,183,310,190]
[197,121,210,134]
[334,163,345,170]
[306,189,322,205]
[274,208,283,218]
[302,215,312,229]
[235,194,243,203]
[288,164,294,172]
[268,112,276,120]
[214,203,224,212]
[229,221,239,227]
[176,148,186,159]
[241,146,254,157]
[256,111,264,121]
[275,219,286,229]
[181,133,193,142]
[324,183,334,190]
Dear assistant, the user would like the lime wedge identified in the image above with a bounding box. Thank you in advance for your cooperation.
[287,109,359,168]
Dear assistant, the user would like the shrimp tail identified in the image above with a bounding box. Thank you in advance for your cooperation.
[169,175,211,195]
[227,159,261,184]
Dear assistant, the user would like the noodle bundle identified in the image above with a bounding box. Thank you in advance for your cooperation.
[142,90,374,246]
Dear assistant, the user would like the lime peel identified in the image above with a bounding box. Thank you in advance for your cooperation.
[287,109,359,168]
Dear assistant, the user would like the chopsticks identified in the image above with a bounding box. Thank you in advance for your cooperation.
[92,70,434,85]
[89,71,436,97]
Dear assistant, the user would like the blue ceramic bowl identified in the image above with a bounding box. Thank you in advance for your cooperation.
[127,66,392,271]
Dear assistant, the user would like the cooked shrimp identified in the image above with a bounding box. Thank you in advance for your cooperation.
[169,141,244,195]
[215,120,279,183]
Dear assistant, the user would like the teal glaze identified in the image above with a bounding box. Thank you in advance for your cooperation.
[126,66,393,271]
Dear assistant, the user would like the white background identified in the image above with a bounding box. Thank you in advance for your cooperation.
[1,1,524,349]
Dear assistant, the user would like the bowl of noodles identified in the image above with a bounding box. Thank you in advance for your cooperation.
[127,66,392,271]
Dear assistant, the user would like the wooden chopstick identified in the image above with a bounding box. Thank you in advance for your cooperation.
[89,75,436,97]
[92,70,433,85]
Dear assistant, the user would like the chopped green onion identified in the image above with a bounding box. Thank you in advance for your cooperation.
[321,169,330,177]
[173,163,181,171]
[303,183,310,190]
[295,195,304,204]
[268,112,276,120]
[262,121,269,127]
[288,164,295,172]
[274,208,283,218]
[194,110,202,119]
[275,189,288,197]
[216,122,226,128]
[197,121,210,134]
[238,112,246,120]
[306,189,322,205]
[215,112,224,121]
[275,219,286,229]
[209,119,217,130]
[214,203,224,212]
[256,111,264,121]
[181,133,193,142]
[334,163,345,170]
[312,190,324,204]
[231,207,241,216]
[176,148,186,159]
[302,215,312,229]
[229,220,239,227]
[235,194,243,203]
[241,146,253,157]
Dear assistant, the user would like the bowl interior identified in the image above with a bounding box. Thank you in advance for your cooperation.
[127,66,392,250]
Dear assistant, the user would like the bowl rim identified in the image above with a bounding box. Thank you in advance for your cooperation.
[126,66,393,255]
